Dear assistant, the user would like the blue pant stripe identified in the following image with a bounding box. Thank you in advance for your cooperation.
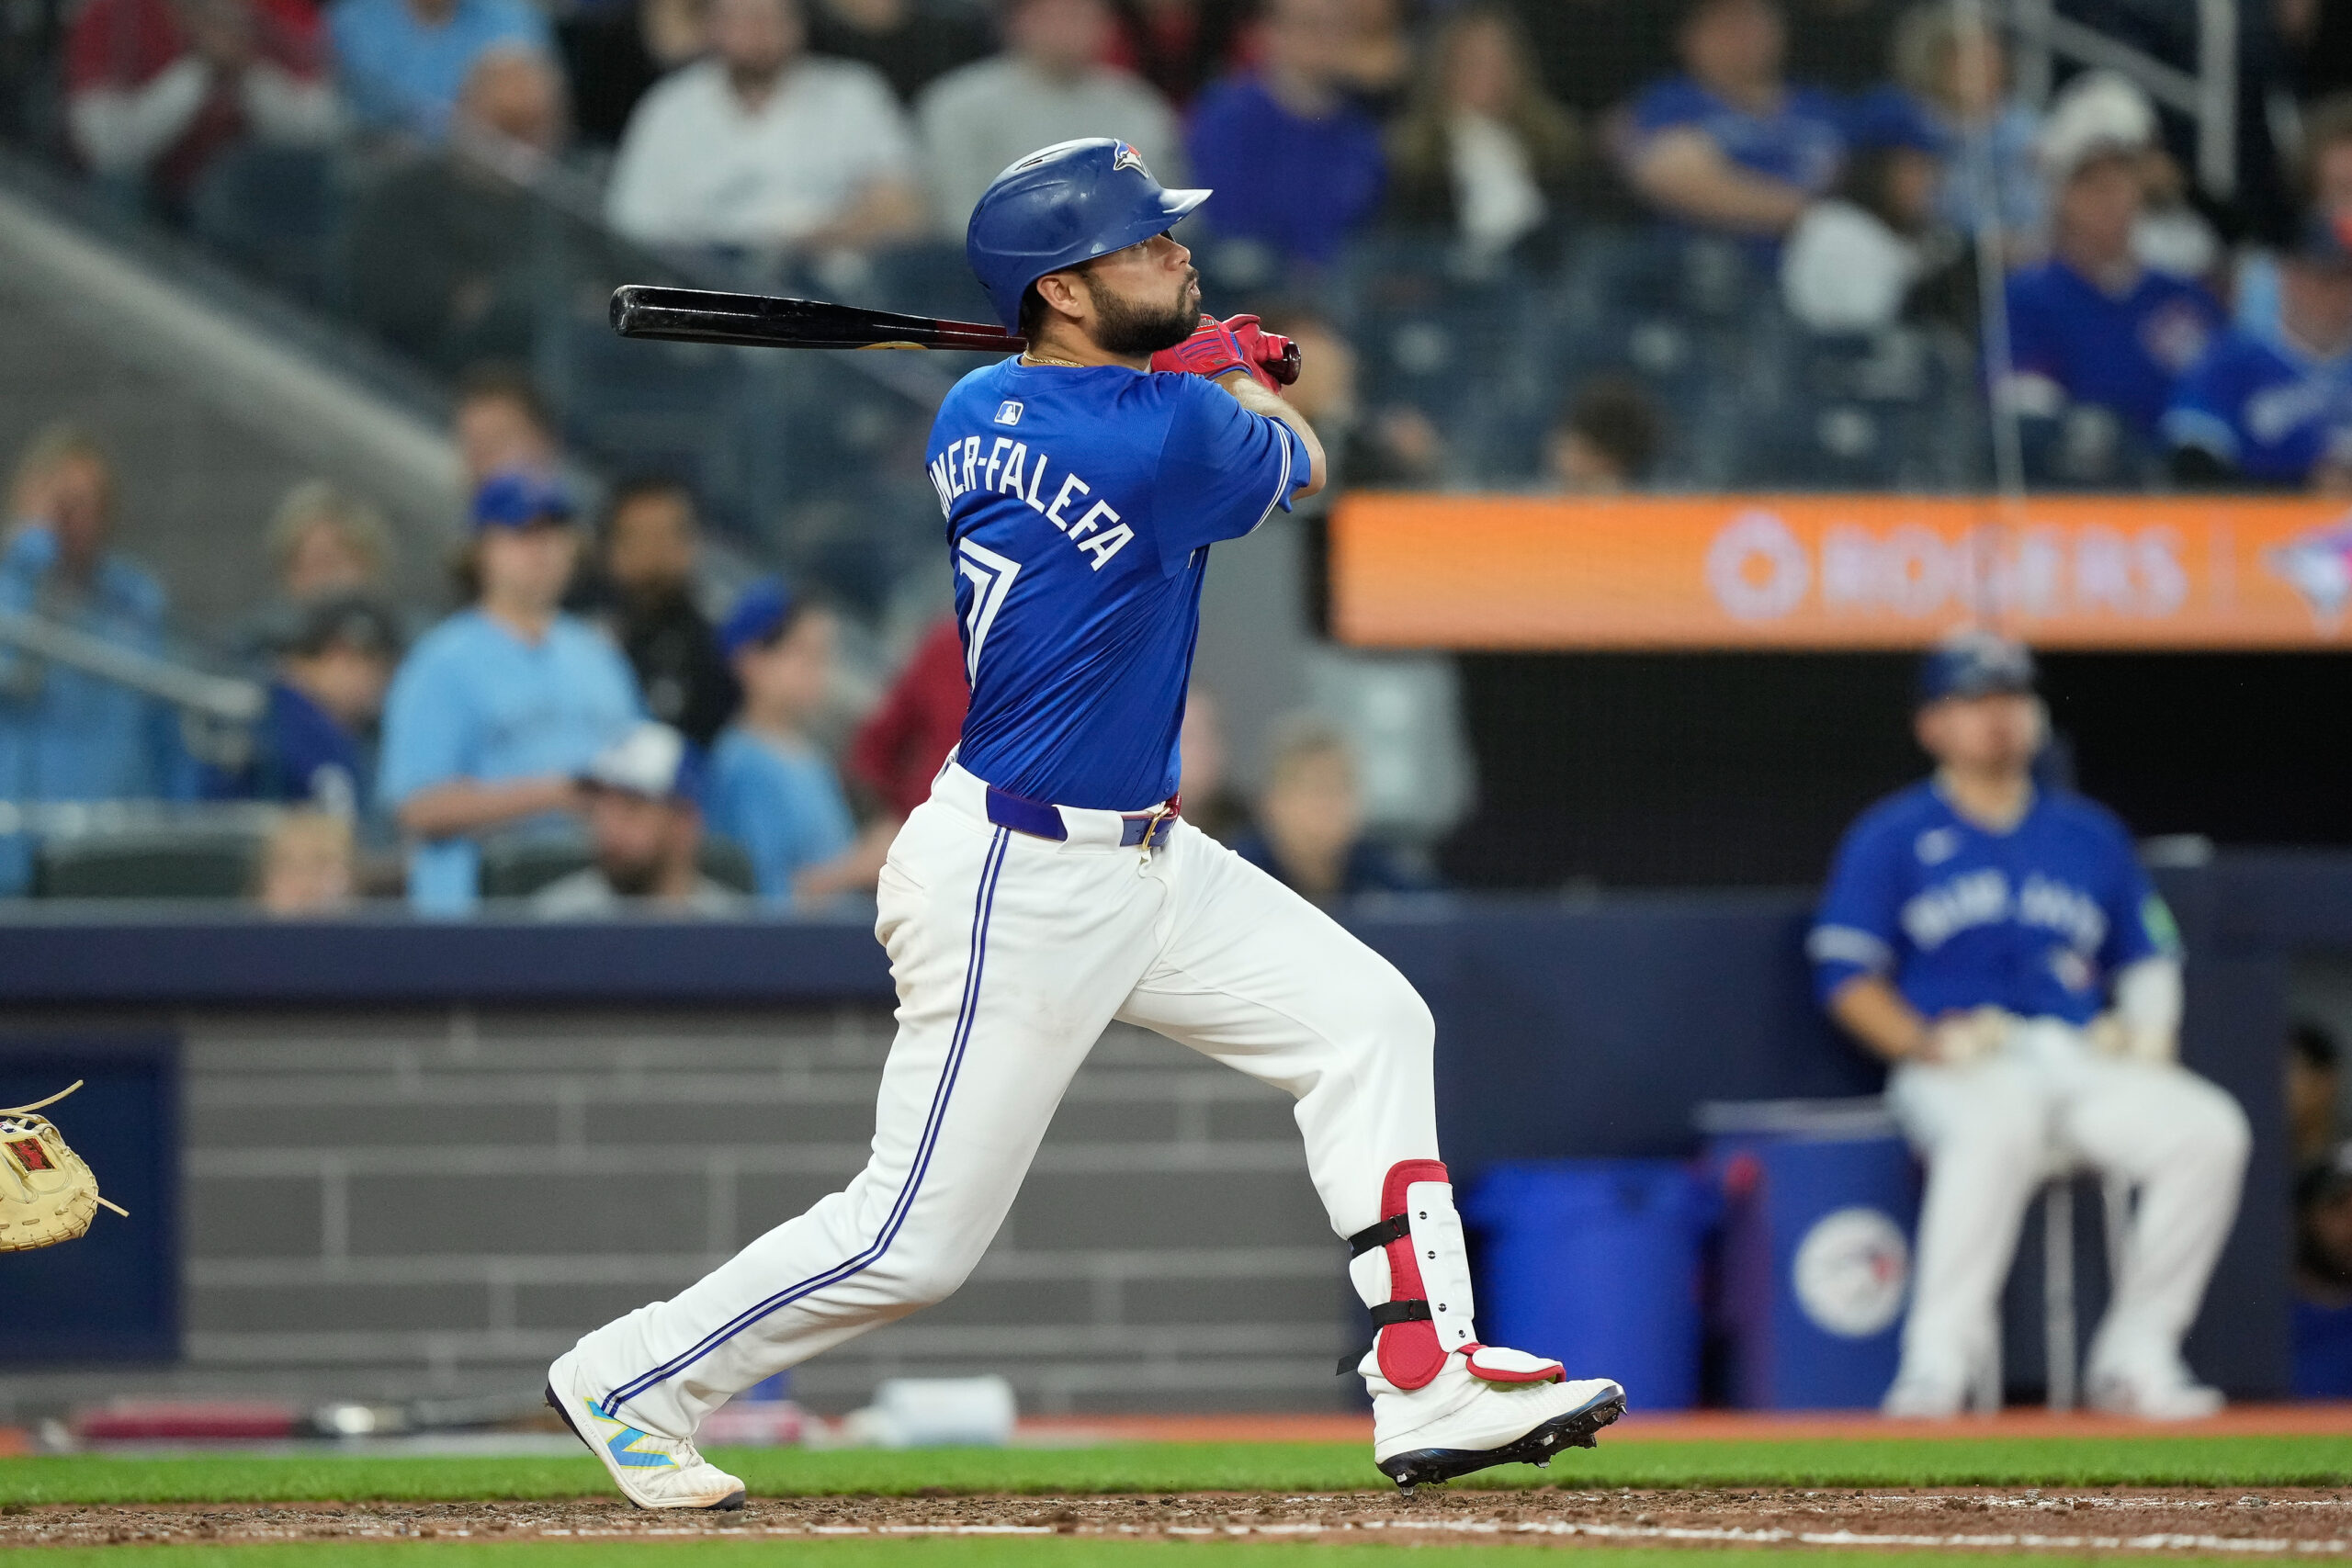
[602,827,1011,1415]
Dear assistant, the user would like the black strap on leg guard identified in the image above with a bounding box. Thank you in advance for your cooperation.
[1345,1213,1411,1258]
[1335,1300,1432,1374]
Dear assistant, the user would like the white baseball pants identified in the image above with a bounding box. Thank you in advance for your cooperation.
[569,762,1439,1438]
[1886,1026,2249,1393]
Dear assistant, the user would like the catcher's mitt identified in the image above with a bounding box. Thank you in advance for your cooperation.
[0,1081,129,1253]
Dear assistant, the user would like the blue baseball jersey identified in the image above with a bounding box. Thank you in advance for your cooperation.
[1630,76,1846,209]
[1809,780,2177,1025]
[2163,326,2352,486]
[924,359,1308,811]
[2004,260,2223,437]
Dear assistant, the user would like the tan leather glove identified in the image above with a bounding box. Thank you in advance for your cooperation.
[0,1081,129,1253]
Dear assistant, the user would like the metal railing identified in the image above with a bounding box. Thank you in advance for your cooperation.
[2007,0,2239,197]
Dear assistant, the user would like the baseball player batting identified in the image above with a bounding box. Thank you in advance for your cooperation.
[546,139,1623,1506]
[1811,633,2250,1419]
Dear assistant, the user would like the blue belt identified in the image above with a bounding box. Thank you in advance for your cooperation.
[984,784,1178,849]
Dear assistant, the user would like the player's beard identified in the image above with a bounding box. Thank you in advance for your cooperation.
[1088,276,1200,358]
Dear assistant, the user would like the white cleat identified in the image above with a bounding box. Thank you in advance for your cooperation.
[2087,1360,2225,1422]
[546,1349,746,1510]
[1369,1348,1624,1489]
[1880,1376,1968,1419]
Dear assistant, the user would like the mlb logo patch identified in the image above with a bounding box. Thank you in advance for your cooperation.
[994,400,1023,426]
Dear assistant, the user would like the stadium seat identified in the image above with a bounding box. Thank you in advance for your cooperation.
[33,829,267,900]
[475,835,757,899]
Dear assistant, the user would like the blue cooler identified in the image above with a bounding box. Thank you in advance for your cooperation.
[1463,1160,1714,1412]
[1699,1099,1922,1410]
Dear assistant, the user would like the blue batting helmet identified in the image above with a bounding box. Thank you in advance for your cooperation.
[1917,630,2038,706]
[965,138,1210,330]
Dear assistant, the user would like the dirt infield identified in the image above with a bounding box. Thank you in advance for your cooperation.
[8,1488,2351,1552]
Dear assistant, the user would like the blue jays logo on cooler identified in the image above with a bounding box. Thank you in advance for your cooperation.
[2266,512,2352,631]
[1113,142,1148,176]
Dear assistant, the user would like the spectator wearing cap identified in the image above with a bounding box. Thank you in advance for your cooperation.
[605,0,923,253]
[708,579,885,905]
[1999,75,2224,464]
[1624,0,1847,252]
[1184,0,1387,271]
[844,614,967,821]
[325,0,548,140]
[582,478,738,749]
[2165,211,2352,493]
[378,470,641,914]
[204,593,401,829]
[533,721,746,916]
[65,0,338,216]
[916,0,1184,235]
[1810,633,2247,1419]
[0,423,193,893]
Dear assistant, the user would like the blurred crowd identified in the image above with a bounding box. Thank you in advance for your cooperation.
[8,0,2349,491]
[8,0,2352,912]
[1,387,1424,914]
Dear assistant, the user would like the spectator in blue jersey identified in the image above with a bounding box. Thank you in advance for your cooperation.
[707,578,885,905]
[1809,632,2247,1419]
[0,424,193,894]
[378,470,641,914]
[2166,210,2352,492]
[326,0,551,141]
[2296,1143,2352,1398]
[1998,82,2223,477]
[204,593,400,830]
[1232,714,1428,905]
[1882,5,2041,251]
[1184,0,1385,271]
[1624,0,1846,251]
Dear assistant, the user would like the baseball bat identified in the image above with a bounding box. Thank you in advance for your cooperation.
[608,284,1304,383]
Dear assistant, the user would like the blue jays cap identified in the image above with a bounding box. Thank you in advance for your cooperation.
[1917,630,2038,706]
[469,469,575,532]
[717,577,798,660]
[965,138,1210,329]
[580,722,705,804]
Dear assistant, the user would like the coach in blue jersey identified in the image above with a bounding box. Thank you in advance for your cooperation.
[548,137,1623,1509]
[1810,634,2247,1419]
[2165,210,2352,491]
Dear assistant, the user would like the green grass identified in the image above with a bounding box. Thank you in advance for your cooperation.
[3,1433,2347,1506]
[2,1547,2216,1568]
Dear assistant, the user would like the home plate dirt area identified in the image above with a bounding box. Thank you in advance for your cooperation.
[10,1488,2352,1552]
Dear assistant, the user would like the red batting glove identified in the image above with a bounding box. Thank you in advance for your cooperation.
[1227,316,1300,390]
[1150,314,1248,381]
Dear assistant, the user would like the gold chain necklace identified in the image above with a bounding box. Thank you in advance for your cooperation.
[1019,350,1086,368]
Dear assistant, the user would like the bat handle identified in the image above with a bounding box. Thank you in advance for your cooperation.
[1269,342,1304,388]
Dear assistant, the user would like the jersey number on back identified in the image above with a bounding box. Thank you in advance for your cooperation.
[956,539,1021,683]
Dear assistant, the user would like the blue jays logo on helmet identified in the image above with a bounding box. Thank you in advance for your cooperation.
[964,137,1211,330]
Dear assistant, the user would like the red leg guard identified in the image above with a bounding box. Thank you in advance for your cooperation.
[1370,1158,1452,1391]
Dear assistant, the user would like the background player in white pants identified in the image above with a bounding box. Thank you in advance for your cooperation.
[1810,633,2250,1419]
[546,139,1622,1508]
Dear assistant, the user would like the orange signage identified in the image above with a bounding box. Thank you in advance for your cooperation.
[1329,493,2352,649]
